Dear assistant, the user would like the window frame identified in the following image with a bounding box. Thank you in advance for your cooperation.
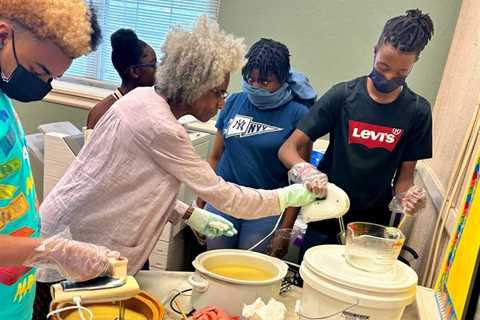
[46,0,221,109]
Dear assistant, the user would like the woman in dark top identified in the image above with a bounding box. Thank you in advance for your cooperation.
[87,29,157,129]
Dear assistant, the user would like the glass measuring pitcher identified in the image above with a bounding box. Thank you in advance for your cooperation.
[345,222,405,273]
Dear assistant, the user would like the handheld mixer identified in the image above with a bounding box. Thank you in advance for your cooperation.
[248,183,350,251]
[48,258,140,320]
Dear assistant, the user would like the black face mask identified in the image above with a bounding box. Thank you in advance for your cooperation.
[0,31,52,102]
[368,68,406,94]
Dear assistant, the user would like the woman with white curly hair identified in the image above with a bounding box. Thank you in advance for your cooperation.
[37,16,317,313]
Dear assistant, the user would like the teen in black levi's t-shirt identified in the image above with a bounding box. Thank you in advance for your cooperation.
[279,9,434,260]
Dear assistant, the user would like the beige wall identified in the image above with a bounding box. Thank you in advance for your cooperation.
[14,1,462,134]
[14,100,88,135]
[219,0,462,105]
[410,0,480,285]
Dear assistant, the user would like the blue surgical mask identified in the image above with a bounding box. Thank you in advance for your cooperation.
[0,31,52,102]
[368,68,406,94]
[242,81,293,110]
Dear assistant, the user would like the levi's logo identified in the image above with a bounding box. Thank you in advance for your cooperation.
[348,120,403,152]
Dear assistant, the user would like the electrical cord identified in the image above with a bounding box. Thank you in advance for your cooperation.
[247,188,347,252]
[46,296,93,320]
[169,289,194,316]
[247,211,284,251]
[75,297,89,320]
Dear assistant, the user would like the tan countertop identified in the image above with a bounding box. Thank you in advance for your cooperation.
[135,270,433,320]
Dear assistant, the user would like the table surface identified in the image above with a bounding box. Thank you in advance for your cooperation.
[135,270,421,320]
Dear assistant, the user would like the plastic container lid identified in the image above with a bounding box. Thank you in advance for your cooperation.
[303,245,417,293]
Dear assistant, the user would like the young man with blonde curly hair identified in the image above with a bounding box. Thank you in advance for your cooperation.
[0,1,122,319]
[39,15,317,309]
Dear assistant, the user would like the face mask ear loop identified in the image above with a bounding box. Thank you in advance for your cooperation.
[11,30,20,66]
[1,30,20,82]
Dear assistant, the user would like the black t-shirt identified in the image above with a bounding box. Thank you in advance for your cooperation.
[298,76,432,230]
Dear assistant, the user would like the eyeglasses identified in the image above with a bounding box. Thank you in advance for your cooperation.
[124,62,158,74]
[211,88,228,100]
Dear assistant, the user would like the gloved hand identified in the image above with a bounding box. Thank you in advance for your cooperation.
[389,185,427,215]
[277,183,317,212]
[23,237,120,282]
[193,306,240,320]
[186,207,238,239]
[288,162,328,197]
[401,186,427,215]
[266,229,292,259]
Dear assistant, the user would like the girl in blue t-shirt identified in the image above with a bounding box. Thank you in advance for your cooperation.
[197,38,316,257]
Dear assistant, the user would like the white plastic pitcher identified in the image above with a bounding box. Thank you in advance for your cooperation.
[299,245,417,320]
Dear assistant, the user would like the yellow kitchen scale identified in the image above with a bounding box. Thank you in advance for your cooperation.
[48,258,164,320]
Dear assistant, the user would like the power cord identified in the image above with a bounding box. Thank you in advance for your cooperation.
[46,296,93,320]
[247,211,284,251]
[169,288,195,316]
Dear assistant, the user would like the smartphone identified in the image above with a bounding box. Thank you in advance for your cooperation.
[61,276,126,292]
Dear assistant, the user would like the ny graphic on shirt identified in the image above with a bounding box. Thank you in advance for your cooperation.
[348,120,403,152]
[224,115,283,138]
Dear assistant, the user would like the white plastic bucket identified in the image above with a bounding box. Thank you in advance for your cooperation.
[299,245,417,320]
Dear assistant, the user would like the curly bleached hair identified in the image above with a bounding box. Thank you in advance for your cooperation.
[1,0,101,58]
[156,15,246,105]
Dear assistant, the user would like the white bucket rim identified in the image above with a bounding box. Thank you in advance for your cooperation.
[303,245,418,293]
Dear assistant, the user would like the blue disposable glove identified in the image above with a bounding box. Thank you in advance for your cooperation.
[186,207,238,239]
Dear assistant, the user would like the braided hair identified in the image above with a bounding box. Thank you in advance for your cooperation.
[376,9,434,56]
[242,38,290,84]
[110,29,147,82]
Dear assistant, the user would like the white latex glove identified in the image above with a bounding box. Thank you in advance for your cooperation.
[24,237,120,282]
[389,185,427,215]
[186,207,238,239]
[401,186,427,215]
[288,162,328,198]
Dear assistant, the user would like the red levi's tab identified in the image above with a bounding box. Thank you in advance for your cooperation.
[348,120,403,152]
